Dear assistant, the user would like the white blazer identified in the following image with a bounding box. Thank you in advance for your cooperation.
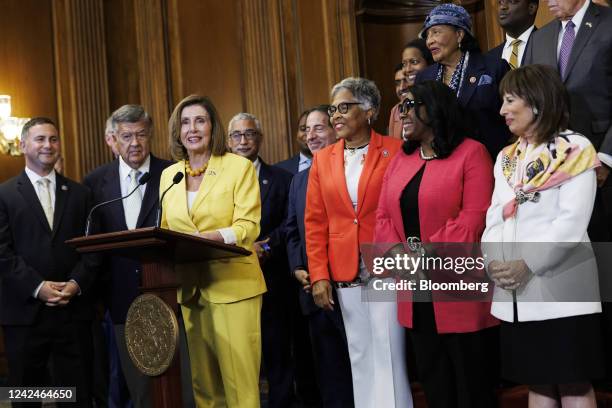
[482,132,601,322]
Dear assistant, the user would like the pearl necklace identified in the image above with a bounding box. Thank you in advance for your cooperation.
[185,160,208,177]
[420,147,437,161]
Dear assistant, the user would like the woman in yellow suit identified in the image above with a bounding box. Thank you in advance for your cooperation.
[160,94,266,408]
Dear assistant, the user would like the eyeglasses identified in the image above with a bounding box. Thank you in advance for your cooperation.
[327,102,362,116]
[398,99,423,114]
[229,129,259,142]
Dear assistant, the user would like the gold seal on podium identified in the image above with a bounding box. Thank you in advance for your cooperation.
[125,294,179,376]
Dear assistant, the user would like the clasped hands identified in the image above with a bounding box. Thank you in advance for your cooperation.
[37,280,80,307]
[294,268,311,293]
[488,260,531,290]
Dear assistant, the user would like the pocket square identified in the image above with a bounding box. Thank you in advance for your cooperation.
[477,75,493,86]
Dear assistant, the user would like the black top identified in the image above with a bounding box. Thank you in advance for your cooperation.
[400,165,425,239]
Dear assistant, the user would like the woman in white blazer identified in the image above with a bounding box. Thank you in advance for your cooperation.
[482,65,604,408]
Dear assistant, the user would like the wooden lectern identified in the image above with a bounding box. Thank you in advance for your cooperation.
[66,227,250,408]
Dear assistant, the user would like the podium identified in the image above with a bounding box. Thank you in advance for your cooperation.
[66,227,250,408]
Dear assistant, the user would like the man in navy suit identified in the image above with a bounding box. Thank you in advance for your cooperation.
[0,117,100,406]
[286,105,354,407]
[275,110,311,175]
[83,105,173,408]
[524,0,612,387]
[228,112,302,408]
[488,0,538,68]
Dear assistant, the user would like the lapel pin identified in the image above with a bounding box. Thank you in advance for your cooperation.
[207,169,216,176]
[262,179,269,185]
[585,21,592,28]
[61,185,68,191]
[469,76,476,84]
[382,150,389,157]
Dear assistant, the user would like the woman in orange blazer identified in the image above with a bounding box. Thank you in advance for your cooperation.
[305,77,412,408]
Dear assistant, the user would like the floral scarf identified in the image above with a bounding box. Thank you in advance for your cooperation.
[435,51,469,98]
[501,132,600,220]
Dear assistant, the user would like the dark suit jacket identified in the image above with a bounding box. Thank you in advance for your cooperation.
[487,27,537,66]
[285,169,319,315]
[416,51,512,157]
[83,155,172,324]
[524,3,612,154]
[258,159,293,291]
[0,171,99,325]
[274,154,300,176]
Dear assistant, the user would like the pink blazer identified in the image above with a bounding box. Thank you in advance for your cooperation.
[374,138,499,333]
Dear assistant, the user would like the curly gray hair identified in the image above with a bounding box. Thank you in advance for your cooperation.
[331,77,381,121]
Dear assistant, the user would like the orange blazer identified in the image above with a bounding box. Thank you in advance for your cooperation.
[305,130,402,284]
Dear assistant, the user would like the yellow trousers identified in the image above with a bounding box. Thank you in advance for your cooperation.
[181,294,262,408]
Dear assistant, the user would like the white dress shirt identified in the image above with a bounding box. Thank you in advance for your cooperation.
[298,152,312,172]
[118,154,150,198]
[25,167,56,213]
[501,25,535,68]
[253,157,262,177]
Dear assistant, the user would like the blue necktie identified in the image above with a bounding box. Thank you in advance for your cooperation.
[558,20,575,80]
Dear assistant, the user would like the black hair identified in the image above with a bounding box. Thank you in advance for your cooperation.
[402,80,468,158]
[394,62,404,74]
[21,117,57,140]
[308,104,332,126]
[403,38,434,65]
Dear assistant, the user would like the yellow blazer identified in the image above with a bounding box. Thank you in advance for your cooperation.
[160,153,266,304]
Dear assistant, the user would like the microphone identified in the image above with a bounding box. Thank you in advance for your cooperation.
[85,172,151,236]
[155,172,184,228]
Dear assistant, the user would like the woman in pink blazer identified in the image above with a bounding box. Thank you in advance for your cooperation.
[375,80,499,408]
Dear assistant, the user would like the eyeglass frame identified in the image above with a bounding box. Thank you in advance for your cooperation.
[327,102,363,117]
[229,129,260,142]
[398,99,423,114]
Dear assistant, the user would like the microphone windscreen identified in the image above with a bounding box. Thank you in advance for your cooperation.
[139,172,151,185]
[172,172,184,184]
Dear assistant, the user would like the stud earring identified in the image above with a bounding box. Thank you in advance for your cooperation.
[533,107,539,116]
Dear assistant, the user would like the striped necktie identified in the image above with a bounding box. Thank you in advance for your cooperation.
[508,39,522,69]
[558,20,575,80]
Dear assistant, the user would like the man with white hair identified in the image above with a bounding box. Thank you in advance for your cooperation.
[228,113,295,408]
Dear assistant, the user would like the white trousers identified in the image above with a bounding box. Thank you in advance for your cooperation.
[336,283,413,408]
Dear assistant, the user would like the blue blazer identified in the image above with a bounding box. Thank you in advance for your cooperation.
[83,155,172,324]
[285,169,319,315]
[416,51,511,157]
[258,159,293,291]
[274,154,300,176]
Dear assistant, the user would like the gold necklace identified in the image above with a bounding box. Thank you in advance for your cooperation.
[185,160,208,177]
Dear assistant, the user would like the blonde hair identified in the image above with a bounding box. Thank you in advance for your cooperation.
[168,95,228,160]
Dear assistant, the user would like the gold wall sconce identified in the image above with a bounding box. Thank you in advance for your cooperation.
[0,95,29,156]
